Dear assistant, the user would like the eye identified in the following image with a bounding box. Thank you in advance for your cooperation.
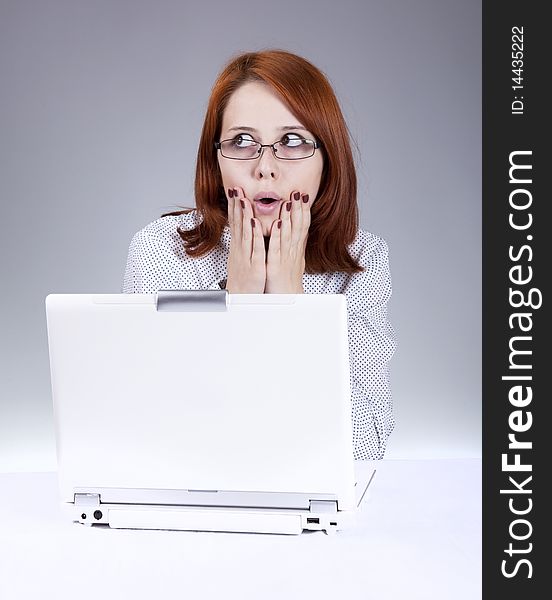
[232,134,257,148]
[280,133,305,147]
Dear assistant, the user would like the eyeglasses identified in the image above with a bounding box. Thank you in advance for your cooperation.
[214,133,322,160]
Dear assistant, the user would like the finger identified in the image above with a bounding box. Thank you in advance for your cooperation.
[279,196,293,249]
[251,216,265,264]
[232,187,250,247]
[231,187,242,241]
[233,186,261,262]
[237,187,254,224]
[267,218,281,260]
[290,190,303,247]
[300,193,312,241]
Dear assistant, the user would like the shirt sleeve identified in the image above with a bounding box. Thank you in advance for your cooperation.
[346,237,396,460]
[122,227,227,293]
[122,229,183,293]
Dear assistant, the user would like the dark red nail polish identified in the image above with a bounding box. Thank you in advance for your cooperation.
[294,191,300,200]
[251,218,255,228]
[302,194,309,203]
[228,188,233,198]
[277,220,282,229]
[240,199,245,209]
[286,202,292,211]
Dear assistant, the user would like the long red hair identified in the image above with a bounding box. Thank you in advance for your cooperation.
[162,49,363,274]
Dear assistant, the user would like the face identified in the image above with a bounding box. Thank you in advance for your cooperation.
[217,81,324,237]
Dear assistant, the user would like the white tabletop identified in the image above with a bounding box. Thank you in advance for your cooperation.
[0,459,481,600]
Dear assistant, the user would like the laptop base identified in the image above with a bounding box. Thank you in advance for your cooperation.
[69,502,355,535]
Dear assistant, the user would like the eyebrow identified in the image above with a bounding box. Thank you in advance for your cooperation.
[227,126,308,133]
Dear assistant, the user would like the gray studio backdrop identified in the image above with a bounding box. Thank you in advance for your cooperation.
[0,0,481,470]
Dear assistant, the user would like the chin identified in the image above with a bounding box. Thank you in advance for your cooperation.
[256,218,274,235]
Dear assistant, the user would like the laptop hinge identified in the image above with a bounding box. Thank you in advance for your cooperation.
[74,493,101,507]
[309,500,338,513]
[73,494,105,525]
[156,290,228,312]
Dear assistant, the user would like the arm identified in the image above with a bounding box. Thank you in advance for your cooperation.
[347,237,396,460]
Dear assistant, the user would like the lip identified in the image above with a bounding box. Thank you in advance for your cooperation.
[253,191,283,215]
[253,191,282,202]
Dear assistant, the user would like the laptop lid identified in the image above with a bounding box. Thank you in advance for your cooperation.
[45,291,356,511]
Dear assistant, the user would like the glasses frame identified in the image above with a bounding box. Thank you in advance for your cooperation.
[214,136,322,161]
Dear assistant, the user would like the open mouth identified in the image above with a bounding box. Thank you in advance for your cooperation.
[254,198,281,213]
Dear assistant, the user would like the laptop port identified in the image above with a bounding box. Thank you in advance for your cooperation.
[306,518,319,524]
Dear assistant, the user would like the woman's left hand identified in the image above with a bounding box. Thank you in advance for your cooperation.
[265,190,312,293]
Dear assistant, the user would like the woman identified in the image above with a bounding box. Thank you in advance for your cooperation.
[123,49,396,460]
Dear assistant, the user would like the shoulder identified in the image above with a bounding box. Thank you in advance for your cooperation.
[134,210,199,239]
[128,210,200,251]
[344,228,392,311]
[348,228,391,272]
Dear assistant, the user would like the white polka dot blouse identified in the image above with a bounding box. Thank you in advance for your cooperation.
[122,209,396,460]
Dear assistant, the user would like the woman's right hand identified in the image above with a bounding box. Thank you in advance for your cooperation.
[225,187,266,293]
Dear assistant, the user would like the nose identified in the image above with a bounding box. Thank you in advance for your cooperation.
[254,146,280,180]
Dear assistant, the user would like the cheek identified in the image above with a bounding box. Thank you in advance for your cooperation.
[303,161,323,195]
[218,160,246,187]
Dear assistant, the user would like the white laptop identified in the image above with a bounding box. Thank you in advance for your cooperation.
[45,291,376,535]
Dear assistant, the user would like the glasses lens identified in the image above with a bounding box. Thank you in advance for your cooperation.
[275,136,315,160]
[221,137,259,159]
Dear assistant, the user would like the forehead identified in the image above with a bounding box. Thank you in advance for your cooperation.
[221,81,304,135]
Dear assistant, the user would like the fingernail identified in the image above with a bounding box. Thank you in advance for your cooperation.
[228,188,233,198]
[286,202,292,211]
[240,199,245,209]
[302,194,309,203]
[294,191,300,200]
[251,218,255,228]
[277,220,282,229]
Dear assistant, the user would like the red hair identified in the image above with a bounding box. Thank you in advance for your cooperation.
[162,49,363,274]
